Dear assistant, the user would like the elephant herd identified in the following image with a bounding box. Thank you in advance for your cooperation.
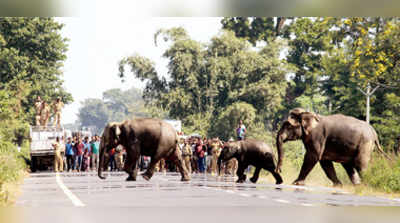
[98,108,389,187]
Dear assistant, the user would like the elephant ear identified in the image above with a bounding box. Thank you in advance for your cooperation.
[300,112,320,136]
[287,114,301,127]
[287,107,305,127]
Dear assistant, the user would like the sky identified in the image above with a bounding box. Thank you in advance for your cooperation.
[57,16,222,124]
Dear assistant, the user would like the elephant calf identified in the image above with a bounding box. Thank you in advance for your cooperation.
[218,139,283,184]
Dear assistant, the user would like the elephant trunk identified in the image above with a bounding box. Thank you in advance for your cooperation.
[217,155,223,176]
[276,131,286,173]
[98,137,107,180]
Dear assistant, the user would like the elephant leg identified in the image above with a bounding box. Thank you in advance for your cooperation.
[236,163,247,183]
[354,141,373,179]
[168,148,191,181]
[341,162,361,185]
[319,160,342,186]
[293,152,319,186]
[250,167,261,183]
[142,156,161,181]
[125,150,139,181]
[264,163,283,185]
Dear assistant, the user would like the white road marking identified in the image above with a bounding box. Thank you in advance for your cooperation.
[239,193,251,197]
[56,173,85,207]
[273,199,290,204]
[300,203,314,207]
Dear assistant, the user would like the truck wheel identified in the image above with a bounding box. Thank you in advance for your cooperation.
[30,156,37,172]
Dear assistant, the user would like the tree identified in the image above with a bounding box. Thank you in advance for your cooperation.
[0,18,73,125]
[77,87,148,133]
[118,27,293,136]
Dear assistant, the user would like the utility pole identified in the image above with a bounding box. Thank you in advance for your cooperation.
[357,82,379,124]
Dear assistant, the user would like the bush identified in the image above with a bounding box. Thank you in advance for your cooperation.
[363,155,400,193]
[0,140,29,206]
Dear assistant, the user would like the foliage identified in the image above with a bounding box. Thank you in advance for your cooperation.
[0,18,72,206]
[363,156,400,193]
[0,18,73,125]
[119,28,293,137]
[77,87,148,133]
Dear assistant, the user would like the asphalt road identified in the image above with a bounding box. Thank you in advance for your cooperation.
[11,171,400,223]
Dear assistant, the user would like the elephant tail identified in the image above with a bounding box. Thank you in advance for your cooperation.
[374,139,393,161]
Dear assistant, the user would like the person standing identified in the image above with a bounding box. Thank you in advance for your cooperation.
[196,138,206,173]
[236,120,246,141]
[109,147,116,171]
[40,102,51,127]
[34,96,43,126]
[210,138,222,175]
[181,139,192,174]
[53,137,64,172]
[90,135,100,171]
[52,97,64,128]
[74,138,84,172]
[65,137,75,172]
[115,144,124,171]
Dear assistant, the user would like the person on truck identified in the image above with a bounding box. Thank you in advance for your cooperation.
[52,97,64,129]
[34,96,43,126]
[40,102,51,127]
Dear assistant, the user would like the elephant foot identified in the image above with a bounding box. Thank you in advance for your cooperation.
[141,173,151,181]
[293,180,305,186]
[236,179,245,183]
[181,177,191,182]
[275,178,283,185]
[126,176,136,181]
[236,175,246,183]
[333,182,343,187]
[250,177,258,183]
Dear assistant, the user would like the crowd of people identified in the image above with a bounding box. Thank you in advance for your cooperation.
[52,135,104,172]
[51,120,247,176]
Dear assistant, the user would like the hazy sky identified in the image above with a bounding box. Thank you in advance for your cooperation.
[57,16,222,124]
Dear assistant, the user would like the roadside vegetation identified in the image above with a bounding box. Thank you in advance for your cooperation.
[0,142,29,206]
[0,18,71,206]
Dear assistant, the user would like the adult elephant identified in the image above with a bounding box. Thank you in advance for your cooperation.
[218,139,283,184]
[98,118,190,181]
[276,108,389,186]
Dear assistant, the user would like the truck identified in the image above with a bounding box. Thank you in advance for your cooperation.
[29,126,65,172]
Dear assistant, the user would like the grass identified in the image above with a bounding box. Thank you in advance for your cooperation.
[0,141,29,206]
[258,140,400,197]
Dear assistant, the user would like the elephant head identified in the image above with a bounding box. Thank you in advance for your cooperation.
[98,122,123,179]
[217,141,240,175]
[276,108,320,172]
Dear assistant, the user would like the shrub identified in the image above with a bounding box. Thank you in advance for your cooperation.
[0,140,29,206]
[363,155,400,193]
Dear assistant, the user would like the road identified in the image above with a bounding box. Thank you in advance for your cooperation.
[11,171,400,223]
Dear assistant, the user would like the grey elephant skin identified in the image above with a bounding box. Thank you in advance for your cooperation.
[98,118,190,181]
[218,139,283,184]
[276,108,387,186]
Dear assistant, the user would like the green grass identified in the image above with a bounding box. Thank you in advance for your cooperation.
[0,141,29,206]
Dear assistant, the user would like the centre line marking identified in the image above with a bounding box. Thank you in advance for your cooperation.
[56,173,85,207]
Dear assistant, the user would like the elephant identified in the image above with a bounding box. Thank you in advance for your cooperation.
[276,108,389,186]
[217,139,283,184]
[98,118,190,181]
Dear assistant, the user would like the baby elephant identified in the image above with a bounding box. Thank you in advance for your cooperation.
[218,139,283,184]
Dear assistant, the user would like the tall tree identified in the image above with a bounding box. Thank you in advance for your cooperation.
[0,17,73,124]
[118,27,293,138]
